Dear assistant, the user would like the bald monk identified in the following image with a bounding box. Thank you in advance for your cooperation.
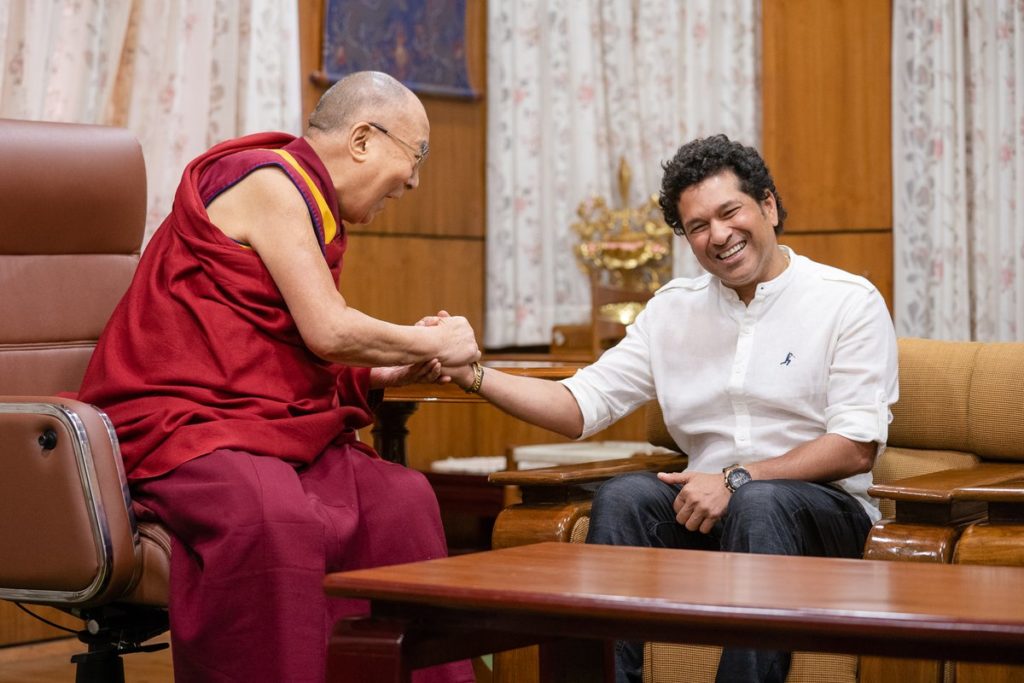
[78,71,478,683]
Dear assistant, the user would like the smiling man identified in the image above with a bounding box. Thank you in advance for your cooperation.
[78,71,477,683]
[441,134,898,683]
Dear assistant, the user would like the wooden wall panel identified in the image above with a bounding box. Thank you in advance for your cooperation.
[762,0,894,310]
[339,234,484,332]
[781,231,893,307]
[762,0,892,233]
[297,0,324,123]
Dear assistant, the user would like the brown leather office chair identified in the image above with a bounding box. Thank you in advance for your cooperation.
[0,119,171,681]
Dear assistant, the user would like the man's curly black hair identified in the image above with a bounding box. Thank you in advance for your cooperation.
[658,134,787,237]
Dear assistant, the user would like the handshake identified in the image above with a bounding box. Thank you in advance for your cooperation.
[371,310,480,390]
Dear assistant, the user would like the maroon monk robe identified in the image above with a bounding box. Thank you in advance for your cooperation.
[78,133,474,683]
[78,133,372,481]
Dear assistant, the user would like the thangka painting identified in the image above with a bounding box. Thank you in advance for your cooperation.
[322,0,476,99]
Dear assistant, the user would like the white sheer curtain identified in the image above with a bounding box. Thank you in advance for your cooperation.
[893,0,1024,341]
[484,0,760,349]
[0,0,301,243]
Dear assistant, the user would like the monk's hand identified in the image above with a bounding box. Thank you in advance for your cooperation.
[415,310,451,327]
[370,359,446,389]
[656,471,730,535]
[433,315,480,366]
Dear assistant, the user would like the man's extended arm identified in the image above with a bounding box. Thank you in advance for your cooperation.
[206,167,479,368]
[445,363,586,438]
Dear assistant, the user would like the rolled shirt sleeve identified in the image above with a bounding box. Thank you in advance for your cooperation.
[561,307,657,439]
[823,286,899,447]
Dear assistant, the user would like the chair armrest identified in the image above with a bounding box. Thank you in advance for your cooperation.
[488,453,686,488]
[953,480,1024,503]
[0,396,139,607]
[489,454,686,550]
[869,462,1024,525]
[869,462,1024,503]
[864,464,1024,564]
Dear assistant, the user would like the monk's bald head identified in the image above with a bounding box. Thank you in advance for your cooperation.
[307,71,418,134]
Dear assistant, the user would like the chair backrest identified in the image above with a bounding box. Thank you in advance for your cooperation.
[0,119,147,608]
[0,118,146,396]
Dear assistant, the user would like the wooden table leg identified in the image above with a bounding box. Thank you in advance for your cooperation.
[371,400,418,466]
[327,617,412,683]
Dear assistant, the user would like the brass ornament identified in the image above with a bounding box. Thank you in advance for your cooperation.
[571,157,673,325]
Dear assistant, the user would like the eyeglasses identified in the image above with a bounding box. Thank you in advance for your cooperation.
[369,122,429,171]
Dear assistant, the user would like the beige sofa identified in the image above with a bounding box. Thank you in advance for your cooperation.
[489,337,1024,683]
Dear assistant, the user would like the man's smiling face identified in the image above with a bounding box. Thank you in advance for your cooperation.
[678,169,786,304]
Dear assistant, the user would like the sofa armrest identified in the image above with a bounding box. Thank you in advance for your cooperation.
[489,454,686,550]
[865,463,1024,564]
[869,462,1024,524]
[488,453,686,489]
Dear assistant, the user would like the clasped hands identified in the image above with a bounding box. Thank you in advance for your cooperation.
[370,310,479,389]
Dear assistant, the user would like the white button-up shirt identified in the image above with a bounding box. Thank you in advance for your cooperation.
[562,248,898,522]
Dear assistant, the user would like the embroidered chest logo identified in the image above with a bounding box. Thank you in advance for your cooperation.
[780,352,795,366]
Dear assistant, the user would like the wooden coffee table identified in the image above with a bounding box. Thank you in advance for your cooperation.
[324,542,1024,682]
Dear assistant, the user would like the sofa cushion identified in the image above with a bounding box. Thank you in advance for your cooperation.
[889,338,978,452]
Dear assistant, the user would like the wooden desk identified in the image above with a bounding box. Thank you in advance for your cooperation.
[324,542,1024,682]
[370,360,583,465]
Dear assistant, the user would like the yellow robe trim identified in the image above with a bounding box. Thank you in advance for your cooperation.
[268,148,338,245]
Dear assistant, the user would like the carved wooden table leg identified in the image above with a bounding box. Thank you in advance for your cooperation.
[371,401,418,466]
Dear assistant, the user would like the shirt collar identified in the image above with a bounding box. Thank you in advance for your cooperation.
[714,245,798,306]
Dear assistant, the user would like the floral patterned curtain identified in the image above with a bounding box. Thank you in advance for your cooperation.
[0,0,301,244]
[484,0,760,348]
[893,0,1024,340]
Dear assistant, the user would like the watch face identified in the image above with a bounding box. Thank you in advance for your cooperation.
[727,467,752,491]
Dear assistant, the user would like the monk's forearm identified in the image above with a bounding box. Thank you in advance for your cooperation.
[305,307,476,368]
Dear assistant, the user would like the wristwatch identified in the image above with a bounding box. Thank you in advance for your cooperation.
[723,464,752,493]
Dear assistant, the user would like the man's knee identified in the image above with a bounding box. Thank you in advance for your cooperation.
[588,471,679,547]
[721,481,805,555]
[727,480,792,517]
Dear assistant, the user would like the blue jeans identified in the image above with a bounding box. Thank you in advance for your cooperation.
[586,472,872,683]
